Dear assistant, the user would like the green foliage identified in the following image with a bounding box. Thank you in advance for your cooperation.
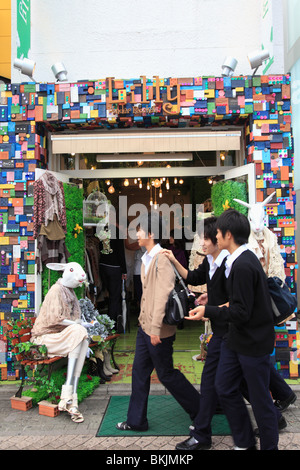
[211,180,248,217]
[23,364,100,406]
[16,341,48,360]
[24,366,62,405]
[42,183,84,299]
[7,317,33,335]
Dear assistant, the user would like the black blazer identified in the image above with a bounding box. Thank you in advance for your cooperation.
[205,249,275,357]
[186,255,228,337]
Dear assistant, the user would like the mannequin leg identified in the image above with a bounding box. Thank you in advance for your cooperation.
[68,339,89,423]
[58,340,88,418]
[73,339,89,393]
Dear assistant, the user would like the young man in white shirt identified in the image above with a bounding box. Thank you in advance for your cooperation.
[116,211,200,431]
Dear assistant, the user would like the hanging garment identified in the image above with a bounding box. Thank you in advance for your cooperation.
[39,214,66,241]
[36,235,70,273]
[33,171,67,239]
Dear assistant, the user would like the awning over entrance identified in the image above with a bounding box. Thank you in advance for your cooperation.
[51,131,241,154]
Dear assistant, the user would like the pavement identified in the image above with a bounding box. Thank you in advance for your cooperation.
[1,381,300,454]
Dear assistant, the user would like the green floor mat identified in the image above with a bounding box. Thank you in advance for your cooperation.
[96,395,231,436]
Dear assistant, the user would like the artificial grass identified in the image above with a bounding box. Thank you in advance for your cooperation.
[97,395,231,436]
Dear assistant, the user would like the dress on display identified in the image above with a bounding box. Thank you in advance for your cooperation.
[33,171,70,272]
[31,278,88,357]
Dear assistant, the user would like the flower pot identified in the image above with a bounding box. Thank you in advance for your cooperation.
[38,400,60,417]
[10,395,33,411]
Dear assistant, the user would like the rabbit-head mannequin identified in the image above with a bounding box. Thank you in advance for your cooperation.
[233,192,276,235]
[46,262,87,289]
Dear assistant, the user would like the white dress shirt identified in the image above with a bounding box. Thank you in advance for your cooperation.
[206,249,229,279]
[141,243,162,275]
[225,244,248,278]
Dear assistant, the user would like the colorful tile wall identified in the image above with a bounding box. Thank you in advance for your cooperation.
[0,74,297,380]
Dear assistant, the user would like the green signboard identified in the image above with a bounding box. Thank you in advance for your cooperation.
[16,0,31,59]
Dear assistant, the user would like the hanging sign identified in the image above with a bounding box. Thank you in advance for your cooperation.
[16,0,31,59]
[106,75,181,116]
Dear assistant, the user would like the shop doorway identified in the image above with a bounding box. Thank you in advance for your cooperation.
[35,163,255,316]
[34,159,254,383]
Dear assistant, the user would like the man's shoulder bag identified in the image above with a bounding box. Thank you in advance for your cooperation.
[267,276,297,325]
[155,256,192,326]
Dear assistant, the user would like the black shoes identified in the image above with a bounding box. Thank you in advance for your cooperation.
[116,421,148,432]
[175,436,211,451]
[274,392,297,412]
[116,421,132,431]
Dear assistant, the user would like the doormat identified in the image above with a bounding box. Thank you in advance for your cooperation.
[96,395,231,436]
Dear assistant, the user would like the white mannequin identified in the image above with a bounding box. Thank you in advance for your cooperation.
[31,262,91,423]
[233,192,286,281]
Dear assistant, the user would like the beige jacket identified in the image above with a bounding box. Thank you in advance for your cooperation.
[138,252,176,338]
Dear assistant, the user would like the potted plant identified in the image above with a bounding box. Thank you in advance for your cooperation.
[16,341,48,361]
[24,366,62,416]
[10,395,33,411]
[8,317,35,410]
[199,333,213,361]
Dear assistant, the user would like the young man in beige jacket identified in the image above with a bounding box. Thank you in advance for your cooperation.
[116,211,200,431]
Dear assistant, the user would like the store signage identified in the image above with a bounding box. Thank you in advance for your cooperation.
[106,75,181,115]
[16,0,31,59]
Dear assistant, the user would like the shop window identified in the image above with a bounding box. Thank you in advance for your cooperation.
[60,154,76,170]
[77,151,221,170]
[219,150,236,167]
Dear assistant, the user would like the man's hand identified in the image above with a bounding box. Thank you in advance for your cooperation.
[195,293,208,306]
[160,249,176,264]
[185,305,207,321]
[151,335,162,346]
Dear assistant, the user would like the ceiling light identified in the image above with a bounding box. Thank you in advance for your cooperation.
[96,153,193,163]
[51,62,68,82]
[13,58,36,80]
[247,49,270,75]
[221,57,238,77]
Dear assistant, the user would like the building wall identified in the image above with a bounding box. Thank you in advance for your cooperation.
[0,0,11,80]
[11,0,284,83]
[0,74,297,380]
[282,0,300,302]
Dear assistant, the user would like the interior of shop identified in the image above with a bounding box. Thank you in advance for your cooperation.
[51,144,248,385]
[81,173,231,385]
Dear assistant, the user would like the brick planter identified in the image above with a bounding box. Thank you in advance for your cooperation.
[38,400,60,417]
[10,396,33,411]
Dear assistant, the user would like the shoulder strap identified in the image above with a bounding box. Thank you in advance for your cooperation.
[155,254,190,296]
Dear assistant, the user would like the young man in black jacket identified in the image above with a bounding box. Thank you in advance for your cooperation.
[185,209,279,450]
[163,217,229,450]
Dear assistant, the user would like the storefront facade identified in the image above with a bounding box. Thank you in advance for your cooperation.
[0,72,298,381]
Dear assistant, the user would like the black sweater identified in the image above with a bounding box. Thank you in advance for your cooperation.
[186,256,228,337]
[99,226,127,274]
[205,249,275,357]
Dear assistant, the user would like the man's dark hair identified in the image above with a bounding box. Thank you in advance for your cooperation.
[216,209,250,245]
[138,211,165,244]
[204,216,218,245]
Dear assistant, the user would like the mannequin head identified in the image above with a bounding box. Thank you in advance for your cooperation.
[46,262,87,289]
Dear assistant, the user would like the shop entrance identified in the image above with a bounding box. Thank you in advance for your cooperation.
[34,163,254,319]
[34,126,254,383]
[35,163,254,385]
